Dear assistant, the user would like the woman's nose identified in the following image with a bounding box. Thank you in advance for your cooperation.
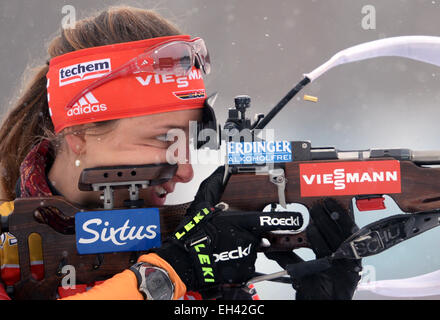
[173,163,194,183]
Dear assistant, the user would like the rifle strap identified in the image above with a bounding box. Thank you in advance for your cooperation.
[332,210,440,260]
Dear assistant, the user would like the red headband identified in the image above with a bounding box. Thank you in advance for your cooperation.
[46,35,206,133]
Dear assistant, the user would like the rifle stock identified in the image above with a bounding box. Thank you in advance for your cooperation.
[6,148,440,298]
[4,197,190,299]
[221,156,440,252]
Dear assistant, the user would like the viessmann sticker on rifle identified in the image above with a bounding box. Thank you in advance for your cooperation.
[75,208,161,254]
[227,140,292,165]
[299,160,401,197]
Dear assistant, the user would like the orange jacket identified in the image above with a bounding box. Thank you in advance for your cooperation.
[61,253,186,300]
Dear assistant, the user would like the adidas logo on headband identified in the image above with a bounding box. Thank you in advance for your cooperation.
[67,92,107,117]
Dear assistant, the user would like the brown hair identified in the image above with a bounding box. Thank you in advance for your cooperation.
[0,6,182,200]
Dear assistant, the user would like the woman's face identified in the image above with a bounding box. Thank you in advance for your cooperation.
[79,109,202,206]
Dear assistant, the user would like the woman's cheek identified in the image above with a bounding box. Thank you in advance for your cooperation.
[124,149,169,165]
[164,141,191,165]
[84,145,168,167]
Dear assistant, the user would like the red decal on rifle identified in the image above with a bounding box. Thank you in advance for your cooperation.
[299,160,401,197]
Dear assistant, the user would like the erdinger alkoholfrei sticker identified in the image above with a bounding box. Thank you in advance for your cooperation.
[299,160,401,197]
[227,140,293,165]
[75,208,161,254]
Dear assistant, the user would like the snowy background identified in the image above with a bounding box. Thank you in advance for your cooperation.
[1,0,440,299]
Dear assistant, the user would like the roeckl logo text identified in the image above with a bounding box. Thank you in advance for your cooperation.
[59,58,111,87]
[259,216,301,227]
[300,160,401,197]
[67,92,107,117]
[135,69,202,88]
[213,244,252,262]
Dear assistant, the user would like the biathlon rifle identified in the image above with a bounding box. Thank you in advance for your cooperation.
[2,36,440,298]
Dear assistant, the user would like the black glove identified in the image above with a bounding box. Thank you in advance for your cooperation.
[152,166,301,295]
[185,166,227,215]
[266,198,362,300]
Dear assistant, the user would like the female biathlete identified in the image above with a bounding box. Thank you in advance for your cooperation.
[0,6,361,300]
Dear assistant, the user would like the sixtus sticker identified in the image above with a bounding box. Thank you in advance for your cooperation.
[75,208,161,254]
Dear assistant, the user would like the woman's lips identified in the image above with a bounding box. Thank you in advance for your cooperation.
[148,183,175,206]
[154,185,168,198]
[150,189,167,206]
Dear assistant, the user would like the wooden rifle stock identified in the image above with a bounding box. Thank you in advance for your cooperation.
[220,158,440,252]
[5,197,190,299]
[6,156,440,299]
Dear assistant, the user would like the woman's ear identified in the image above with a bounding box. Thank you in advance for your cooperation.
[64,132,86,156]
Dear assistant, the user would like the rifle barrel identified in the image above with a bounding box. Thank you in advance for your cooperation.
[410,150,440,165]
